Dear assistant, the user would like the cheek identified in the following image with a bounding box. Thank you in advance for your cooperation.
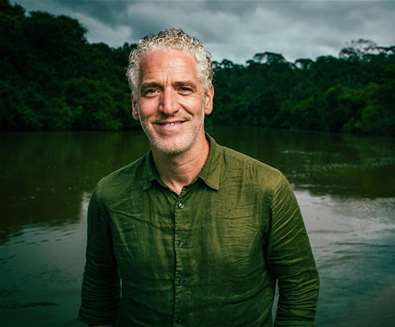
[138,100,157,118]
[178,96,205,113]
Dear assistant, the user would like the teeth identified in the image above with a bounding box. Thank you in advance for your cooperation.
[170,122,175,126]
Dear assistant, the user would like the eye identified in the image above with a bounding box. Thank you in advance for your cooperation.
[142,88,159,97]
[178,86,193,95]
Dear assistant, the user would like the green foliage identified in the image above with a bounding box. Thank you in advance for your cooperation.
[212,40,395,136]
[0,0,394,136]
[0,0,137,131]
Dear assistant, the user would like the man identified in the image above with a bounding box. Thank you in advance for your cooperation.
[79,28,319,327]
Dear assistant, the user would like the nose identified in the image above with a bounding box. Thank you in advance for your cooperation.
[159,86,179,116]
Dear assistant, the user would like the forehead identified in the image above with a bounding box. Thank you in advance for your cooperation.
[139,48,199,82]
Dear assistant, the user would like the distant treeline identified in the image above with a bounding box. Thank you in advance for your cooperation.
[1,0,395,135]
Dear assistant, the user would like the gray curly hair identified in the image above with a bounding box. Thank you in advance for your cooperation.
[126,28,213,97]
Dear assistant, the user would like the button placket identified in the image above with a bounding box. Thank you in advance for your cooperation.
[174,192,188,326]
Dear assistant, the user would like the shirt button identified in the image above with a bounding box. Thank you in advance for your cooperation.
[177,201,184,209]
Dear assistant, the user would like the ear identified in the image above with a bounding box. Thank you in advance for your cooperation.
[131,95,140,121]
[204,85,214,116]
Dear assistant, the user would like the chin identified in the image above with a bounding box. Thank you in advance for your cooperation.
[151,138,193,155]
[142,120,205,156]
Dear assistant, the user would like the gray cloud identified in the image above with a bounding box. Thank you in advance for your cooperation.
[12,0,395,63]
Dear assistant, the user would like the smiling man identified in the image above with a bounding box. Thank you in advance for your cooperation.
[78,29,319,327]
[131,46,214,196]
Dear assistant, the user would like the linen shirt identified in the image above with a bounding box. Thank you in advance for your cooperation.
[79,134,319,327]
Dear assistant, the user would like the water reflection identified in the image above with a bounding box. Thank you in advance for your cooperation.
[297,190,395,326]
[0,131,149,244]
[0,128,394,326]
[0,190,91,326]
[211,126,395,198]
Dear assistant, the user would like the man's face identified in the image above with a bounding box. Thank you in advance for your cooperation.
[132,48,213,155]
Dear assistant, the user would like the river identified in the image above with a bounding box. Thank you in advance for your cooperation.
[1,127,394,326]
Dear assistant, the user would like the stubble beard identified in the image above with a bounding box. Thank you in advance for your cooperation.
[140,110,206,156]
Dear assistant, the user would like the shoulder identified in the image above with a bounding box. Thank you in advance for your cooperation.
[95,154,146,203]
[219,144,286,193]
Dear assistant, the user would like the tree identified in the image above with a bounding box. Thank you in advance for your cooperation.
[1,0,394,136]
[253,52,287,65]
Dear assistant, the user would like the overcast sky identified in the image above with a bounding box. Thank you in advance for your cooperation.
[12,0,395,63]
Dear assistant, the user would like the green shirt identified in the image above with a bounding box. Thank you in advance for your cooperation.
[79,134,319,327]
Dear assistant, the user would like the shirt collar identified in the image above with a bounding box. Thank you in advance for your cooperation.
[139,133,222,191]
[197,133,221,191]
[140,151,161,191]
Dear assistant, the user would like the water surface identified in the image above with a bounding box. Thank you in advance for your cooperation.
[1,128,394,326]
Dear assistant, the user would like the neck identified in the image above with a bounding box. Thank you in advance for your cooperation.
[152,134,209,195]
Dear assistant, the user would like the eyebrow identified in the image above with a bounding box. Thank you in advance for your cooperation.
[140,82,162,91]
[140,80,197,92]
[173,81,196,89]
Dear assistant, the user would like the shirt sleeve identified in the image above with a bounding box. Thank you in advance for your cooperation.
[266,174,320,326]
[78,190,120,325]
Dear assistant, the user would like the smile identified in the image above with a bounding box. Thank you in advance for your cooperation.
[156,121,185,126]
[154,120,187,134]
